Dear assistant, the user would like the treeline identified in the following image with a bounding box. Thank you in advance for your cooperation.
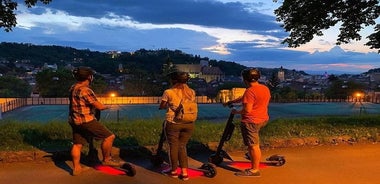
[0,42,254,97]
[0,42,323,99]
[0,42,247,76]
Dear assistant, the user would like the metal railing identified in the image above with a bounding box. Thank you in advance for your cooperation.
[1,95,380,114]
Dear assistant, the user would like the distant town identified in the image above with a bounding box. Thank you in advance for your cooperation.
[1,42,380,104]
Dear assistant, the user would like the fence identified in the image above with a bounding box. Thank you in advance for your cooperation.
[0,96,212,114]
[24,96,211,105]
[0,98,27,114]
[1,95,380,114]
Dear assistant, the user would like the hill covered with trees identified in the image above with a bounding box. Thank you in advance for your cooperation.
[0,42,249,76]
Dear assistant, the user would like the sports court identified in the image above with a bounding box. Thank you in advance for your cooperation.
[2,102,379,123]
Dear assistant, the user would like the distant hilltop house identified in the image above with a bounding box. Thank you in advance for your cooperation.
[217,87,246,103]
[175,60,224,83]
[43,63,58,71]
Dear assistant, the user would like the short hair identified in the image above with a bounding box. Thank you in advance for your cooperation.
[72,66,95,81]
[241,68,261,82]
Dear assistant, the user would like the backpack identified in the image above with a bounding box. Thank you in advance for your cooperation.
[174,100,198,123]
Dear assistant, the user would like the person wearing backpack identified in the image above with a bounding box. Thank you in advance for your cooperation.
[158,71,197,181]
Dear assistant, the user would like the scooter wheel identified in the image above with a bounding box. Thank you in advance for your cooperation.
[150,154,164,167]
[200,163,217,178]
[208,154,223,165]
[121,163,136,177]
[267,154,286,166]
[276,158,286,166]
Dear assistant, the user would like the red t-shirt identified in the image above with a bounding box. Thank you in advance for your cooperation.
[241,83,271,124]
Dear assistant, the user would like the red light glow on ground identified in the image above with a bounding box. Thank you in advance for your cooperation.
[156,164,204,179]
[226,161,268,169]
[94,165,126,175]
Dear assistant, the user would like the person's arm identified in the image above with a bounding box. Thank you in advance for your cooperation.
[232,102,253,115]
[159,100,168,110]
[223,96,243,106]
[92,101,108,110]
[84,88,109,111]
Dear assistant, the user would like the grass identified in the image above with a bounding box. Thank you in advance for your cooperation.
[0,115,379,152]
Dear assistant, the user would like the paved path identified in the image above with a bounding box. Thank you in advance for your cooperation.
[1,143,379,184]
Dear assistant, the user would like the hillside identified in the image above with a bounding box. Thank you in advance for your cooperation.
[0,42,250,76]
[0,42,315,78]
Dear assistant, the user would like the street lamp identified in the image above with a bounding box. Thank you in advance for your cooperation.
[355,92,362,102]
[110,93,116,98]
[109,92,119,122]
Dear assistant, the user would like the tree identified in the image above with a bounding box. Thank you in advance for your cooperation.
[35,68,74,97]
[274,0,380,52]
[324,79,366,99]
[35,68,108,97]
[1,0,52,32]
[0,75,31,97]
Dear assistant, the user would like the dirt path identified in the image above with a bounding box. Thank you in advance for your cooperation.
[0,143,379,184]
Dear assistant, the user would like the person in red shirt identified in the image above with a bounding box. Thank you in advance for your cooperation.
[225,68,271,177]
[68,66,121,176]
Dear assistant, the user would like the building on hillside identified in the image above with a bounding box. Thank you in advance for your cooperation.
[216,87,246,103]
[43,63,58,71]
[200,66,224,83]
[175,60,224,83]
[176,64,201,78]
[278,66,285,82]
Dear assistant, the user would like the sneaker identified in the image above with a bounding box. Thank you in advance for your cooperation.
[161,169,178,178]
[235,169,261,177]
[180,174,189,181]
[102,159,124,167]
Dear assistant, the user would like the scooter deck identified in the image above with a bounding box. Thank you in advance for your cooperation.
[93,162,136,176]
[154,162,207,179]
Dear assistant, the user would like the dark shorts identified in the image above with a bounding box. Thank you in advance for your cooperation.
[69,119,113,145]
[240,121,268,146]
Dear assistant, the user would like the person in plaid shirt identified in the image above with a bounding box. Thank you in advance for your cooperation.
[68,66,121,176]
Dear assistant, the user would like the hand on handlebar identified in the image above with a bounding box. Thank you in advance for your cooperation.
[223,101,234,107]
[231,108,238,114]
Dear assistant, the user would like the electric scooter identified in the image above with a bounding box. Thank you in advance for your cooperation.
[150,122,218,178]
[208,105,285,167]
[87,109,137,176]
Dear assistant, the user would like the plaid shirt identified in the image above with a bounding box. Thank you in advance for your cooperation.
[69,84,98,124]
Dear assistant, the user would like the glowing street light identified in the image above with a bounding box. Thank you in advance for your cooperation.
[355,93,361,98]
[109,92,119,122]
[354,92,364,102]
[110,93,116,98]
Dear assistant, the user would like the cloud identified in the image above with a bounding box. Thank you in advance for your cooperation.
[0,0,378,74]
[14,2,284,56]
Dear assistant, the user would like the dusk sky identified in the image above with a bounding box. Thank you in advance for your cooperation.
[1,0,379,74]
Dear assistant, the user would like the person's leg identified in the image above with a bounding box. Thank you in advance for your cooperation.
[101,134,115,161]
[236,122,261,177]
[165,122,180,174]
[69,123,87,175]
[71,143,83,174]
[82,120,116,163]
[248,144,261,171]
[178,123,194,178]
